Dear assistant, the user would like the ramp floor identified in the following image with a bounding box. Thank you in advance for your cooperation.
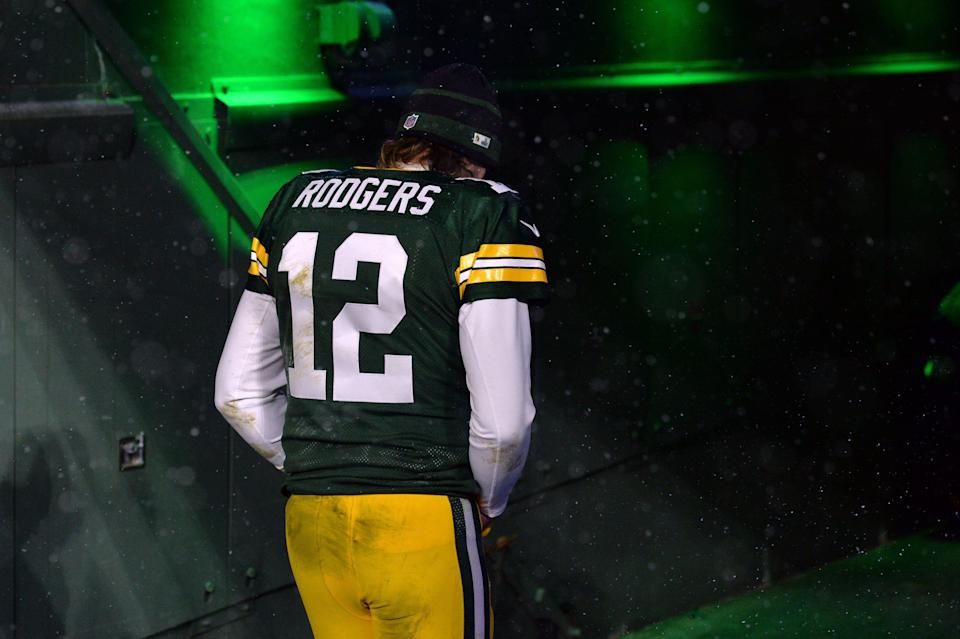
[625,532,960,639]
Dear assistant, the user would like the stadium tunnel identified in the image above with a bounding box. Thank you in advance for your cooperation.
[1,0,959,637]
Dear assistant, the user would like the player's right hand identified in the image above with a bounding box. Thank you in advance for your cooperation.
[480,512,493,537]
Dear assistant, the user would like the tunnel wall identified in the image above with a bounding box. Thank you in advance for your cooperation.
[0,3,311,636]
[486,76,960,636]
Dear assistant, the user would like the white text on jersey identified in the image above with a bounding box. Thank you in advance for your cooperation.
[292,178,442,215]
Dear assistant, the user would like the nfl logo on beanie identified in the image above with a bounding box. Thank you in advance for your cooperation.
[472,132,491,149]
[395,64,503,168]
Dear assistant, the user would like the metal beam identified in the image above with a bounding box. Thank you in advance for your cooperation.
[0,100,134,166]
[65,0,257,236]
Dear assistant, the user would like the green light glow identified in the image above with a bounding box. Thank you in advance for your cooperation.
[635,148,730,325]
[176,1,321,92]
[938,282,960,327]
[138,124,353,257]
[137,109,236,256]
[212,74,345,121]
[924,357,956,381]
[107,0,333,95]
[235,160,352,213]
[611,1,724,62]
[216,88,344,109]
[507,53,960,91]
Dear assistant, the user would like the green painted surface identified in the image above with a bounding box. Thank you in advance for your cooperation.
[624,535,960,638]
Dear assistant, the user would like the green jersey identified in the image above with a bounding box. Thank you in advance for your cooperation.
[244,167,548,497]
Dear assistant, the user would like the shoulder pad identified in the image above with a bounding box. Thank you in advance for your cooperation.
[455,177,518,195]
[300,169,341,175]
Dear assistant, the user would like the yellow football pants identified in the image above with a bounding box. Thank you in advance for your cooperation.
[285,493,493,639]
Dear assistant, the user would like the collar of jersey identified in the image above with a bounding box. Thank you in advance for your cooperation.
[353,163,428,171]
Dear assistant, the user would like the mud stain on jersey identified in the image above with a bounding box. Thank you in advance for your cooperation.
[294,331,314,361]
[219,400,279,459]
[293,304,315,360]
[314,498,352,574]
[351,506,398,550]
[366,599,425,637]
[367,538,444,634]
[290,265,313,297]
[481,441,523,470]
[504,442,525,471]
[220,399,256,430]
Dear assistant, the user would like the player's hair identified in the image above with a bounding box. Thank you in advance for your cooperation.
[377,137,474,177]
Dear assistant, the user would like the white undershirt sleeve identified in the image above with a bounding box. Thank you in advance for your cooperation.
[459,297,535,518]
[214,290,288,470]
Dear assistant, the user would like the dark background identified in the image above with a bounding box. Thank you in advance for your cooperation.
[1,0,958,637]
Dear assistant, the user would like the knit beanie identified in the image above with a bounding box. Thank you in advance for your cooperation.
[395,63,502,168]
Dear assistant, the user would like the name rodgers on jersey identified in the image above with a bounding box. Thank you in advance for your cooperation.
[292,175,442,215]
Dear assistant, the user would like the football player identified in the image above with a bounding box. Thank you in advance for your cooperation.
[215,63,547,638]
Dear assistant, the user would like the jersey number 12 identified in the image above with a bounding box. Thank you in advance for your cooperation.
[278,231,413,403]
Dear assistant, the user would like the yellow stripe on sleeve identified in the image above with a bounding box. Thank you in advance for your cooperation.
[251,237,269,267]
[458,267,548,298]
[454,244,544,283]
[247,261,267,283]
[476,244,543,259]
